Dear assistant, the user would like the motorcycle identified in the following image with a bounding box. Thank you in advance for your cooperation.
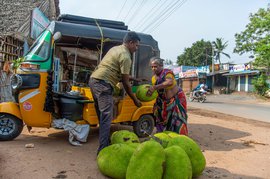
[189,90,207,103]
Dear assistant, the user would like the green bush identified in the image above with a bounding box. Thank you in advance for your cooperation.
[252,74,269,95]
[12,57,25,73]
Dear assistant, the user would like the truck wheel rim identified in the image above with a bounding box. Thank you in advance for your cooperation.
[141,120,150,131]
[0,118,15,135]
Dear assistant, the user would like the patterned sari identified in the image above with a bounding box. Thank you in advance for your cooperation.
[153,69,188,135]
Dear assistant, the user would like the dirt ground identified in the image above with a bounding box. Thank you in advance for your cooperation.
[1,107,270,179]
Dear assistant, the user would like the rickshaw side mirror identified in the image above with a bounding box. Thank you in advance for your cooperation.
[53,32,62,42]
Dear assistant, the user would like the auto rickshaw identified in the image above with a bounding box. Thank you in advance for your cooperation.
[0,15,160,141]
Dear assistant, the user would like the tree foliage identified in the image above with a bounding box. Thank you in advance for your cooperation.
[234,8,270,72]
[212,38,230,64]
[164,59,173,65]
[252,74,269,95]
[177,39,212,66]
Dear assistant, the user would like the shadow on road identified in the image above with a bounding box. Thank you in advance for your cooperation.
[199,167,264,179]
[189,123,251,152]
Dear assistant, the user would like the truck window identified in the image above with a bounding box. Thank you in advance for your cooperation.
[30,40,50,59]
[25,31,51,61]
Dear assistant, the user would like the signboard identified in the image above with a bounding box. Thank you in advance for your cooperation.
[172,67,181,75]
[179,71,198,78]
[229,63,250,72]
[197,66,210,73]
[181,66,197,72]
[30,8,50,39]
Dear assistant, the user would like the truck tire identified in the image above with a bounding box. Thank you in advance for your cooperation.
[0,114,23,141]
[133,115,154,138]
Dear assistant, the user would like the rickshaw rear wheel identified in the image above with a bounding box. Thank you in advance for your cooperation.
[133,115,154,138]
[0,114,24,141]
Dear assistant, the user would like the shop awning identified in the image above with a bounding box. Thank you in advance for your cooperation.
[207,70,229,76]
[222,70,260,76]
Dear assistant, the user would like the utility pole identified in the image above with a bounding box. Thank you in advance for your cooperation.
[212,46,215,93]
[205,48,208,66]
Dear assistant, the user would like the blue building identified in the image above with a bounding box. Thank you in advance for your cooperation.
[223,64,260,92]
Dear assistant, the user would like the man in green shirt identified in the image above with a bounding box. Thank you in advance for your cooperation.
[90,31,142,154]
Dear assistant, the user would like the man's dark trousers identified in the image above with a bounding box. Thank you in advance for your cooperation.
[89,78,114,154]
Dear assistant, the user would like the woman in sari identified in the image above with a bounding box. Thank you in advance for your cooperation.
[147,57,188,135]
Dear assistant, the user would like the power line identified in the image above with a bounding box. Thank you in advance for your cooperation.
[123,0,139,21]
[147,0,188,33]
[116,0,128,19]
[127,0,148,25]
[141,0,180,32]
[143,0,187,33]
[136,0,169,31]
[134,0,163,30]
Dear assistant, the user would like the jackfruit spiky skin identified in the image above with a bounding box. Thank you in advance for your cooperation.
[167,135,206,177]
[111,130,140,145]
[164,130,180,138]
[163,146,192,179]
[153,132,171,148]
[126,141,165,179]
[136,84,158,102]
[97,144,135,179]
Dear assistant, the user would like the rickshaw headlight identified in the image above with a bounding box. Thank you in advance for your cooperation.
[10,74,23,90]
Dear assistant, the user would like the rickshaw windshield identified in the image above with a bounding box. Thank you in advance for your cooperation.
[25,30,52,62]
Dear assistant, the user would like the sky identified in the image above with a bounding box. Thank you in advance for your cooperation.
[59,0,269,65]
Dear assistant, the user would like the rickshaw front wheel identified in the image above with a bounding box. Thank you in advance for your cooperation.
[0,114,23,141]
[133,115,154,138]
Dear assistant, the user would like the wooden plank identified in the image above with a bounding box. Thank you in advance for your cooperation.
[0,35,23,63]
[2,41,20,48]
[0,51,18,56]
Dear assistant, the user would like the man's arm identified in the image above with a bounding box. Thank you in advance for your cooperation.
[122,74,142,107]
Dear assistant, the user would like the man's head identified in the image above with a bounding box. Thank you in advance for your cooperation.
[123,31,140,54]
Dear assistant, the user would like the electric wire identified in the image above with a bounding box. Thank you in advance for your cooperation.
[134,0,163,30]
[136,0,169,31]
[127,0,148,25]
[116,0,128,19]
[123,0,139,21]
[141,0,180,32]
[147,0,188,33]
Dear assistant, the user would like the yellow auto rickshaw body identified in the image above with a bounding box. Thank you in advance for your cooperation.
[72,86,155,126]
[0,16,160,141]
[17,72,52,127]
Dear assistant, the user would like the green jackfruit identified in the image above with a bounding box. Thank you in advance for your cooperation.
[126,141,165,179]
[163,146,192,179]
[136,84,158,102]
[153,132,171,148]
[97,144,135,179]
[111,130,140,144]
[127,142,140,149]
[167,135,206,177]
[163,130,180,138]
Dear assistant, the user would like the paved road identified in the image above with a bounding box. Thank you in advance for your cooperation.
[188,94,270,123]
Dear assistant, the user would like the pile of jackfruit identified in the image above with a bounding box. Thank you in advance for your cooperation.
[97,130,206,179]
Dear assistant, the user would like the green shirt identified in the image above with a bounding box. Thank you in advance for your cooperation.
[91,44,132,87]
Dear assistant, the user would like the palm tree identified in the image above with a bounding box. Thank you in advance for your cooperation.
[212,38,230,64]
